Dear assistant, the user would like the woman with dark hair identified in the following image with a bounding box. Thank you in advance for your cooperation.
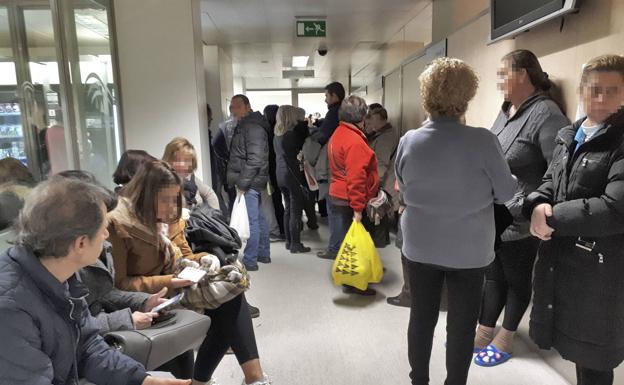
[107,160,269,385]
[474,49,570,366]
[112,149,156,190]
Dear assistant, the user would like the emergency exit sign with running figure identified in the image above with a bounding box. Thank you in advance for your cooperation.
[296,20,326,37]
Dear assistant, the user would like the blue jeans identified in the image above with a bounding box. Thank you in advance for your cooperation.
[243,189,270,266]
[328,199,353,255]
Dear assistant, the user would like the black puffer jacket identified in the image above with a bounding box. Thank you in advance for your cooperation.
[186,204,242,260]
[523,109,624,371]
[226,111,270,191]
[275,121,309,189]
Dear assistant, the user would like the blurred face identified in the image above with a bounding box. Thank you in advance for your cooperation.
[171,149,194,179]
[497,60,528,101]
[157,184,181,224]
[580,71,624,124]
[75,204,109,267]
[230,98,251,120]
[325,91,339,106]
[365,114,385,134]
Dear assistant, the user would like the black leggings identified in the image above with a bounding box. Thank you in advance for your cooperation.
[193,294,259,381]
[281,184,305,246]
[576,365,614,385]
[479,237,539,331]
[407,259,484,385]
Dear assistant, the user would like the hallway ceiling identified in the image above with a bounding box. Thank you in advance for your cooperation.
[200,0,432,90]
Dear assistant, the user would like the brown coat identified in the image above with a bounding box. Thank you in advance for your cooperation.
[107,198,200,294]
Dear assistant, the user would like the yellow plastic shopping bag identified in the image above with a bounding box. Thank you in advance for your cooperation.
[332,221,384,291]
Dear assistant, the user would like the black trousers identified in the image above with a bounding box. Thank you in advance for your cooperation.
[576,365,614,385]
[193,294,259,381]
[479,237,539,331]
[407,259,484,385]
[271,183,285,235]
[281,184,305,246]
[302,191,319,228]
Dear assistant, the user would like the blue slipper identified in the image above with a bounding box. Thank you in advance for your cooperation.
[474,344,512,367]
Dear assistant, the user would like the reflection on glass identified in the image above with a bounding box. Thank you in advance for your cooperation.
[0,7,23,164]
[72,2,121,187]
[22,8,69,177]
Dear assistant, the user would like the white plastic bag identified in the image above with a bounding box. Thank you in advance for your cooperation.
[229,191,250,257]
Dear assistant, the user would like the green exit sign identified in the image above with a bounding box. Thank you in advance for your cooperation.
[296,20,326,37]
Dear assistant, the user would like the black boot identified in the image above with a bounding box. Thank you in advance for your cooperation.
[386,293,410,307]
[290,244,311,253]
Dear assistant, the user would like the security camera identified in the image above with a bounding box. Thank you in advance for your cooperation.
[318,46,328,56]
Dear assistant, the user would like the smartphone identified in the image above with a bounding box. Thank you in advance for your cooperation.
[151,293,184,313]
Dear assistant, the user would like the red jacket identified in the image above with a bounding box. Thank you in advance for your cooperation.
[328,122,379,212]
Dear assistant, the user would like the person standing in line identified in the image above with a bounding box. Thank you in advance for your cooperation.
[312,81,347,259]
[473,49,570,366]
[363,106,400,247]
[524,54,624,385]
[262,104,287,240]
[395,58,516,385]
[274,105,312,254]
[325,95,380,296]
[227,95,271,271]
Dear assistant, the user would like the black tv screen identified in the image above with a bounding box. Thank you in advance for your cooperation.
[491,0,566,40]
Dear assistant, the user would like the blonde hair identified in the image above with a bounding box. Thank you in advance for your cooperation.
[162,137,197,171]
[419,57,479,119]
[581,54,624,85]
[275,105,300,137]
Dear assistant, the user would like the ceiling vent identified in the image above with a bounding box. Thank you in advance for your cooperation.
[282,70,315,79]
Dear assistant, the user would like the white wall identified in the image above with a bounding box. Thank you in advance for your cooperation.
[113,0,209,180]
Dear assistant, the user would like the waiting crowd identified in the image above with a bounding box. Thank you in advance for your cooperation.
[0,50,624,385]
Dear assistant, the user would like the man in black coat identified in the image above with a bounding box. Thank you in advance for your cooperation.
[227,94,271,271]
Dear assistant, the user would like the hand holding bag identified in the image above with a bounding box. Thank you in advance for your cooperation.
[104,309,211,370]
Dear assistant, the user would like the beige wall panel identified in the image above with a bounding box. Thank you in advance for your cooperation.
[384,69,402,134]
[401,56,428,132]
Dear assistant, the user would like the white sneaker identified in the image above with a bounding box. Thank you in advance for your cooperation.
[241,373,271,385]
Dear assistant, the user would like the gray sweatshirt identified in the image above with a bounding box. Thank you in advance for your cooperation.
[395,118,517,269]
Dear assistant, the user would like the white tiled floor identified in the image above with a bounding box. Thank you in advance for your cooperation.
[212,220,570,385]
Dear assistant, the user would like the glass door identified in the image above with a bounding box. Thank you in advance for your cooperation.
[64,0,122,185]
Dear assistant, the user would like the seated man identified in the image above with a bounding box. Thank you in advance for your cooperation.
[0,175,189,385]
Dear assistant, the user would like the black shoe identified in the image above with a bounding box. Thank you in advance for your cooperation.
[317,250,336,260]
[342,285,377,296]
[257,256,271,264]
[244,263,259,271]
[285,242,291,250]
[307,222,319,230]
[290,244,311,254]
[270,234,286,242]
[248,304,260,319]
[387,294,410,307]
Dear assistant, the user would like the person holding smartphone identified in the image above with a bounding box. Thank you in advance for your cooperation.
[108,160,270,385]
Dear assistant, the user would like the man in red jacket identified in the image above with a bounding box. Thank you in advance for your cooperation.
[320,95,379,295]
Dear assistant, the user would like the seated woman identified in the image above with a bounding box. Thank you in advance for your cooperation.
[162,137,219,212]
[112,149,157,192]
[108,160,269,385]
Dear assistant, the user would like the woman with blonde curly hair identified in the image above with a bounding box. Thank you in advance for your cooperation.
[394,57,516,385]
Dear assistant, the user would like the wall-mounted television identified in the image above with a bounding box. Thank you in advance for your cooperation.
[490,0,579,43]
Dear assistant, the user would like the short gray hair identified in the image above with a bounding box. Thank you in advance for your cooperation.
[339,95,368,124]
[14,176,111,258]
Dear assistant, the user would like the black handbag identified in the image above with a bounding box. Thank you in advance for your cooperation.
[104,309,211,370]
